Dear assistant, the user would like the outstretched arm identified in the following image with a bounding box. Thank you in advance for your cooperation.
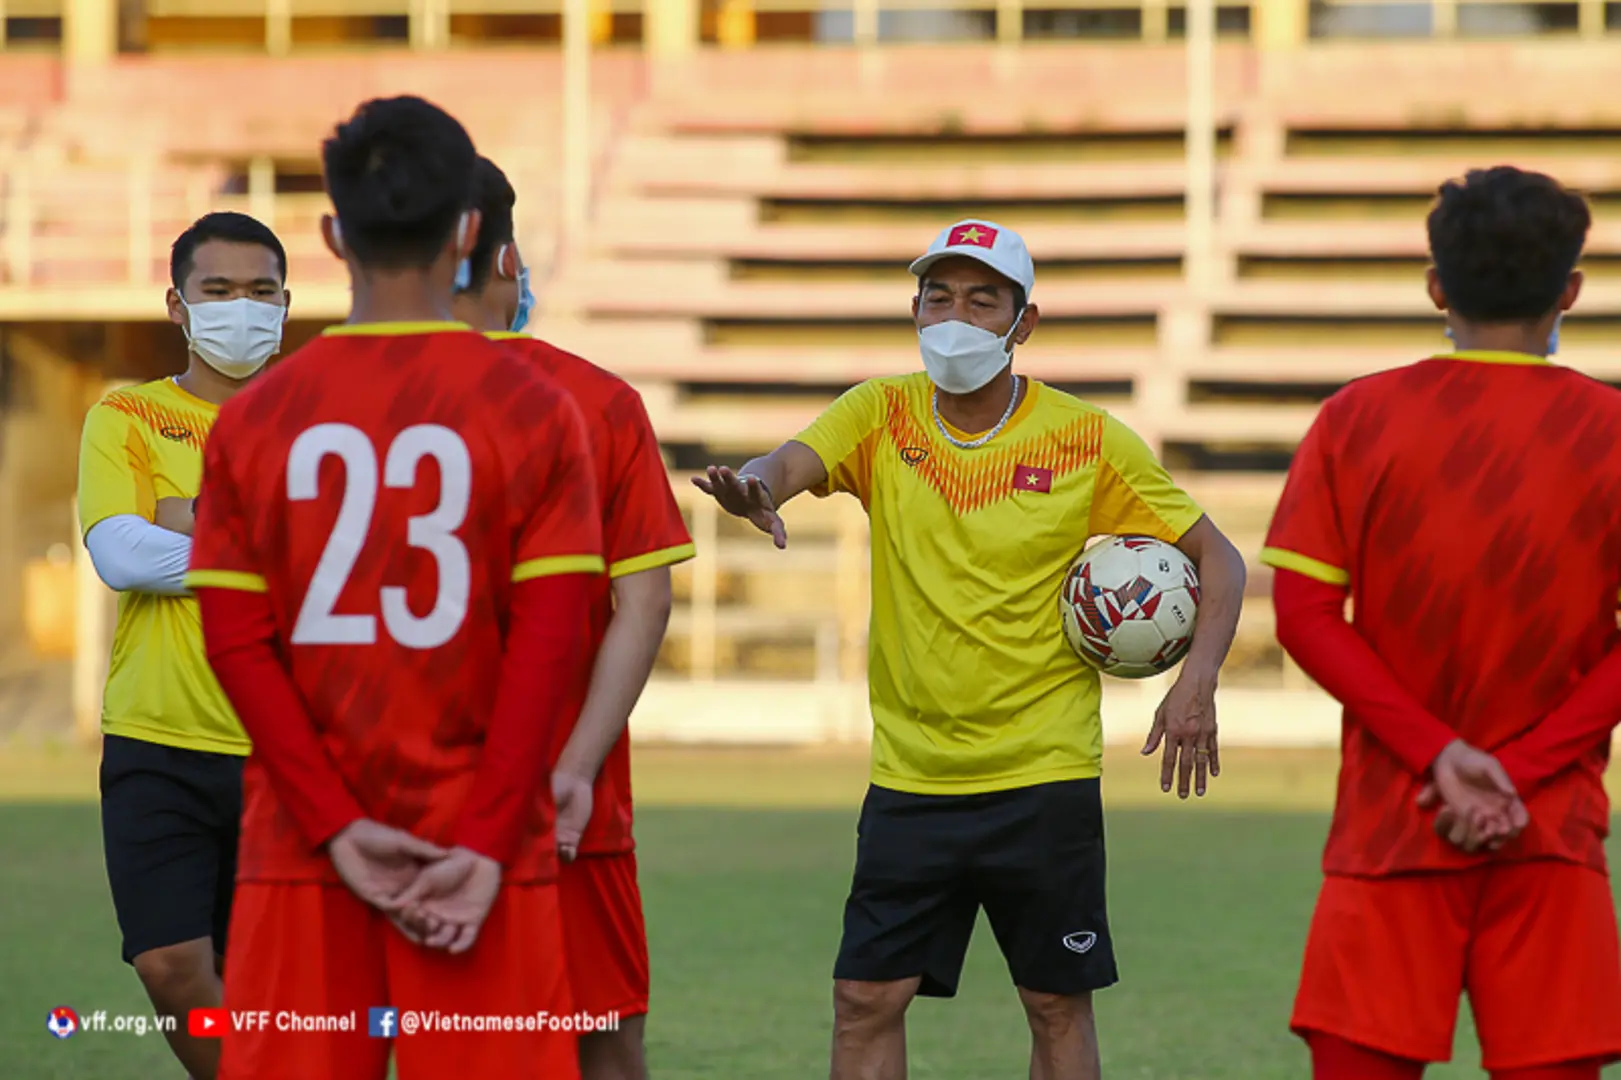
[692,441,828,548]
[736,441,829,508]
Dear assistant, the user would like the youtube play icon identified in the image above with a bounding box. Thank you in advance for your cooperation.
[189,1008,227,1037]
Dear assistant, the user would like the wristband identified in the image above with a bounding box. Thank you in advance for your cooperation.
[737,473,774,506]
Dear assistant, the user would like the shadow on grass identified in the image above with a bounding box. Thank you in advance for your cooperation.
[1,804,1614,1079]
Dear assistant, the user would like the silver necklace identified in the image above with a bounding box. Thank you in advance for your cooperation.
[933,375,1022,450]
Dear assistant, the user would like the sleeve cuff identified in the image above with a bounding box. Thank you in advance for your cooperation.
[609,542,696,579]
[186,569,269,593]
[511,554,606,583]
[1494,749,1537,796]
[80,511,127,542]
[310,807,367,852]
[788,437,840,497]
[1409,727,1460,779]
[1260,546,1350,587]
[788,436,837,474]
[1164,506,1207,544]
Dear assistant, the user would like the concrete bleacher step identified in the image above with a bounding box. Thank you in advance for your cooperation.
[53,53,645,149]
[562,262,1176,319]
[1259,43,1621,124]
[548,318,1156,385]
[639,389,1320,452]
[597,210,1190,263]
[633,346,1156,386]
[637,43,1249,134]
[749,162,1191,202]
[1241,156,1621,197]
[616,142,1195,202]
[607,133,786,186]
[1219,279,1621,317]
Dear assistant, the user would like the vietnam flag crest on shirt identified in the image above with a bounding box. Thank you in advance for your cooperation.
[1015,464,1053,493]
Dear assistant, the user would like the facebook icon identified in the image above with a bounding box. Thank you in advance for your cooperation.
[368,1008,397,1039]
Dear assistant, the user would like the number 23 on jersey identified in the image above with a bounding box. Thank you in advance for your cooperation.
[287,422,472,650]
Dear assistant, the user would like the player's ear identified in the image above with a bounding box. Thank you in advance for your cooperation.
[165,286,186,329]
[280,289,292,319]
[497,243,519,281]
[1560,269,1583,311]
[1013,303,1039,345]
[1425,266,1448,312]
[320,215,345,262]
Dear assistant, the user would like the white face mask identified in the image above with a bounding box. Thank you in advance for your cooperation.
[918,309,1024,395]
[183,297,285,380]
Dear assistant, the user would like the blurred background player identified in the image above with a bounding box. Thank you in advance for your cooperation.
[77,209,289,1080]
[1263,166,1621,1080]
[452,154,693,1080]
[692,219,1247,1080]
[184,95,602,1080]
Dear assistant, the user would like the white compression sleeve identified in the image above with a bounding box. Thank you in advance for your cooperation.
[84,514,193,596]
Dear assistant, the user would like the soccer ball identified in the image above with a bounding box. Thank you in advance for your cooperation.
[1060,536,1200,679]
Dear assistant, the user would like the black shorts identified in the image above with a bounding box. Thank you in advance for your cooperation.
[100,734,244,964]
[834,777,1117,998]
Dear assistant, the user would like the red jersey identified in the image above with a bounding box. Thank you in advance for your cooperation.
[1262,350,1621,877]
[187,323,603,884]
[491,333,694,854]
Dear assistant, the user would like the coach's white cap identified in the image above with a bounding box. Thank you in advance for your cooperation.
[909,219,1035,296]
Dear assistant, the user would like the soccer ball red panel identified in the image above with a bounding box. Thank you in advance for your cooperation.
[1060,535,1200,679]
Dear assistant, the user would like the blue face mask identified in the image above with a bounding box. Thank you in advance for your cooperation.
[511,265,535,334]
[453,258,472,292]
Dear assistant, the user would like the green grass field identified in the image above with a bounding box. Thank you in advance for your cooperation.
[3,745,1617,1079]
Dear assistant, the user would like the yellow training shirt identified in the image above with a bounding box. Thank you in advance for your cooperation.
[77,378,249,756]
[795,372,1203,795]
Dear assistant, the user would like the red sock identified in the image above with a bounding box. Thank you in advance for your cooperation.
[1491,1063,1604,1080]
[1309,1032,1426,1080]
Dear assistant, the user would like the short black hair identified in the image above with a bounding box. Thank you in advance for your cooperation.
[321,95,477,270]
[459,156,517,294]
[170,212,286,290]
[1427,166,1590,322]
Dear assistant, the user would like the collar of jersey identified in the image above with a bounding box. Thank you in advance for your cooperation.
[323,321,471,337]
[165,376,220,413]
[484,331,530,340]
[1437,350,1552,366]
[936,378,1041,445]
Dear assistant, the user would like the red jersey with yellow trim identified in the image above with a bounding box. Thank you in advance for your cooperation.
[491,333,694,854]
[186,322,603,885]
[1262,351,1621,877]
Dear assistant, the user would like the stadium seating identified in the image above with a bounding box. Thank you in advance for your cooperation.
[3,32,1618,695]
